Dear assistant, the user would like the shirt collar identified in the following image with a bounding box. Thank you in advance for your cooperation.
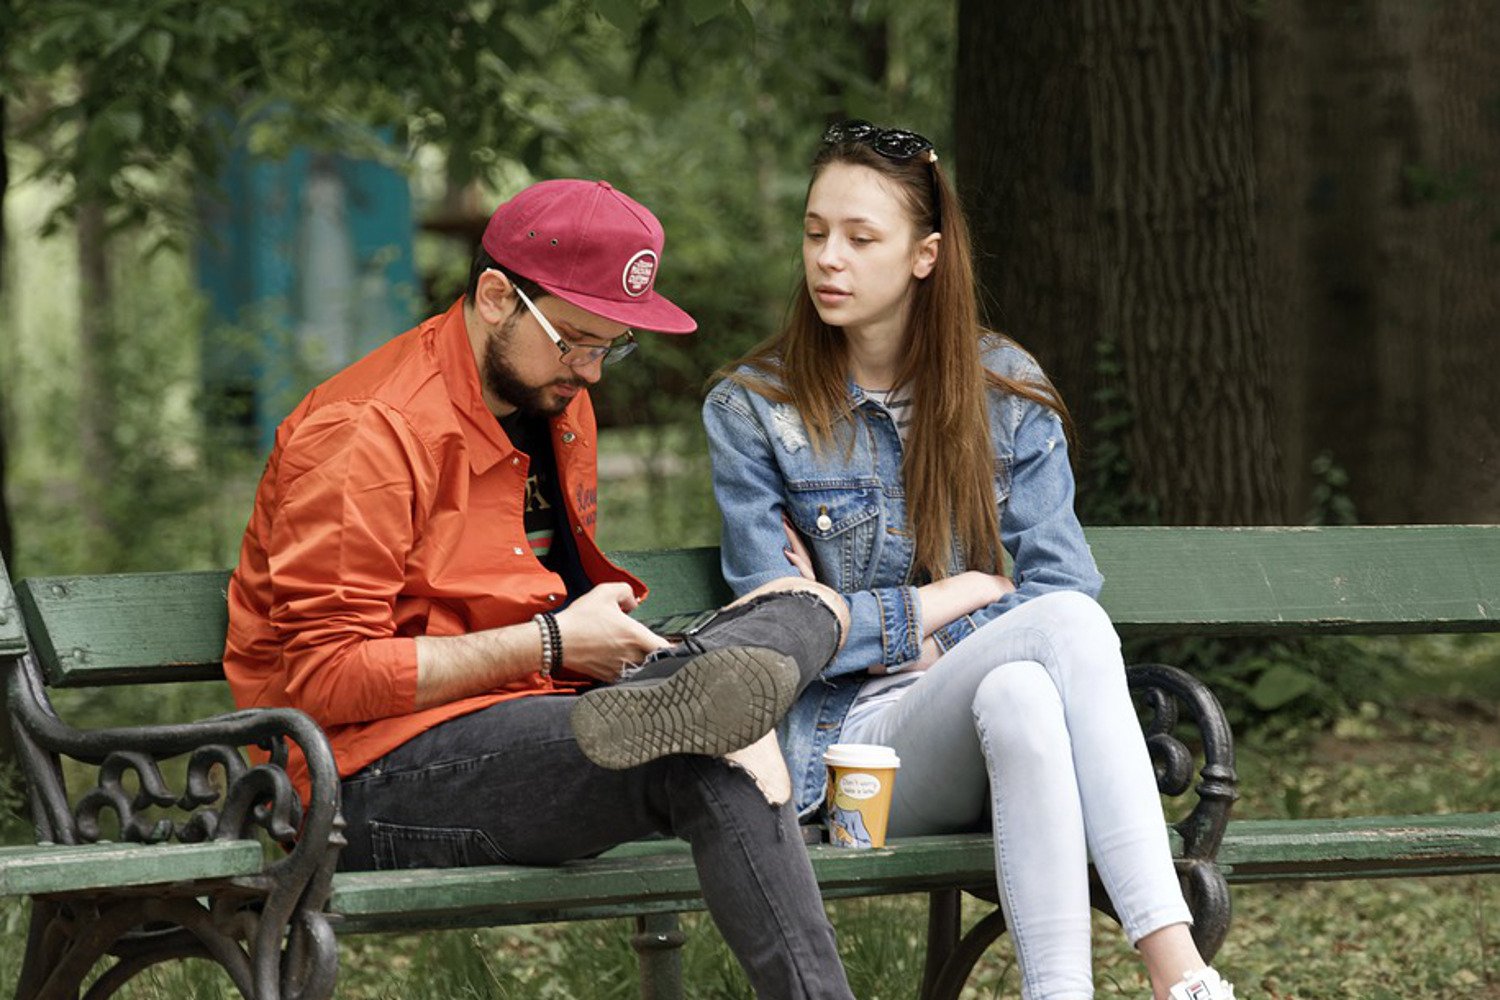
[433,298,587,474]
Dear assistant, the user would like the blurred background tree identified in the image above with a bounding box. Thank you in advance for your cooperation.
[1,0,1497,578]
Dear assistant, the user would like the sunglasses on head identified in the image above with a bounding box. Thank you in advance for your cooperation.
[821,119,937,162]
[820,119,942,232]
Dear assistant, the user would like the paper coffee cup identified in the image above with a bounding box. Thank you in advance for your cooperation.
[823,743,900,849]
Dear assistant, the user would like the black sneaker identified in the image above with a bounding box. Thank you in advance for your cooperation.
[571,645,799,770]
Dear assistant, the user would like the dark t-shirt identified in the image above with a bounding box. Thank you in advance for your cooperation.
[499,412,590,601]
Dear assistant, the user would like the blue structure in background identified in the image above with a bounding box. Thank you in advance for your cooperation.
[197,140,417,452]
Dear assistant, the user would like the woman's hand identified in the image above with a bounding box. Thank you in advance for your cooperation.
[876,575,1014,677]
[917,570,1015,634]
[782,516,817,581]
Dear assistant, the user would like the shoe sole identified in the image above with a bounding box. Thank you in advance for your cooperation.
[571,646,799,770]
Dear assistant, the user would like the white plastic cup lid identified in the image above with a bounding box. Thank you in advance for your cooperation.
[823,743,901,769]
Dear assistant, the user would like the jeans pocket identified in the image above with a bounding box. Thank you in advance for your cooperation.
[369,820,511,870]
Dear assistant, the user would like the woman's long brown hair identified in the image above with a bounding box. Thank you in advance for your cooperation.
[718,138,1075,582]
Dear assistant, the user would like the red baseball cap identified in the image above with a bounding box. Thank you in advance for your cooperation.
[481,179,696,334]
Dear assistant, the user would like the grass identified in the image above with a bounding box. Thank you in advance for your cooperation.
[3,384,1497,995]
[1,642,1495,998]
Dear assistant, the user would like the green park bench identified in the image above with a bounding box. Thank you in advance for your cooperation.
[3,525,1499,999]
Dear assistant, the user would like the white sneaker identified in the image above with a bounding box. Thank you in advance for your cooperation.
[1168,967,1236,1000]
[723,731,792,807]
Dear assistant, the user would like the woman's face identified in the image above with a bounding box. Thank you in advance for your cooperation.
[802,162,939,340]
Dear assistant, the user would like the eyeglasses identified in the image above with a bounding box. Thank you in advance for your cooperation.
[821,119,936,162]
[511,282,637,367]
[821,119,942,232]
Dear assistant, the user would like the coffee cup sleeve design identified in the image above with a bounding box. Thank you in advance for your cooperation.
[828,806,873,849]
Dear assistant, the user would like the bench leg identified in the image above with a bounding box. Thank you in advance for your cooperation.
[919,889,962,999]
[921,907,1009,1000]
[632,912,686,1000]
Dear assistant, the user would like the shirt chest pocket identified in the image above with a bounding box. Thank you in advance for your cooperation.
[785,485,881,589]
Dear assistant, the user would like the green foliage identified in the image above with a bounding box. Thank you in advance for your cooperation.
[1401,162,1484,206]
[1129,634,1406,737]
[2,0,958,577]
[1076,336,1157,526]
[2,183,261,573]
[0,758,26,843]
[1306,450,1359,526]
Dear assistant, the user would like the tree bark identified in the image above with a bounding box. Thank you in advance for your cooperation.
[0,95,13,568]
[1408,0,1500,521]
[1080,0,1285,524]
[1248,0,1314,517]
[1263,0,1500,523]
[0,94,18,811]
[954,0,1102,431]
[76,199,118,543]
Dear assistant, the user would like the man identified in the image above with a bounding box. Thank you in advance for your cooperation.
[224,179,855,998]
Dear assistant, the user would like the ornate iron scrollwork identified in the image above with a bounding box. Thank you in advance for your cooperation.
[4,647,345,1000]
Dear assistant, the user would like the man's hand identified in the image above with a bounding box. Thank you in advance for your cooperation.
[554,583,671,683]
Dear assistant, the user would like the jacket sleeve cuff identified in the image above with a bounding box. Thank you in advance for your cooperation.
[933,614,977,654]
[284,635,420,726]
[827,585,922,675]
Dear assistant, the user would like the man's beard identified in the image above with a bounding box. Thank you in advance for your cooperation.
[482,316,586,418]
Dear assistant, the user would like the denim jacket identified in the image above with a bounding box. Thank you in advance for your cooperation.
[702,337,1104,819]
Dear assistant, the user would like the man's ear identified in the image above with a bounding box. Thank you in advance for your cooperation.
[475,268,518,325]
[912,232,941,280]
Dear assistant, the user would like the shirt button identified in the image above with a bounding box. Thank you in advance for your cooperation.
[574,525,583,534]
[511,457,520,466]
[816,513,833,532]
[561,432,576,444]
[513,546,524,556]
[547,594,558,602]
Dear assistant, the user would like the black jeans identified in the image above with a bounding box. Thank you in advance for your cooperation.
[338,590,851,1000]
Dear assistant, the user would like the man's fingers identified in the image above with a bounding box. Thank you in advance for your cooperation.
[626,617,671,653]
[604,582,640,613]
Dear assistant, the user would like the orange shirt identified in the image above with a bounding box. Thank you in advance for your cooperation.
[224,299,643,801]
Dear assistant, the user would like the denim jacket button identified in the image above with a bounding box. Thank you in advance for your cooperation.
[816,513,833,532]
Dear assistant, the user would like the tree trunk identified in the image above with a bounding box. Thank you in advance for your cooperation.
[1248,0,1315,518]
[1080,0,1285,524]
[0,94,19,815]
[954,0,1102,434]
[1409,0,1500,521]
[1263,0,1500,524]
[76,199,118,544]
[0,95,13,568]
[1290,1,1424,524]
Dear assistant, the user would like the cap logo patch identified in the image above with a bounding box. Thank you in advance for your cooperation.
[622,249,657,298]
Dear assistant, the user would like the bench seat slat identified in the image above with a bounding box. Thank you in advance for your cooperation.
[328,814,1500,930]
[1217,812,1500,881]
[0,841,264,896]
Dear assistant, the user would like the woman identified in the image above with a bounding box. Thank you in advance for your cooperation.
[702,120,1237,1000]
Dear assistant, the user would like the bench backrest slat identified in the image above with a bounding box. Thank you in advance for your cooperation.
[15,525,1499,688]
[1089,525,1500,635]
[17,570,231,686]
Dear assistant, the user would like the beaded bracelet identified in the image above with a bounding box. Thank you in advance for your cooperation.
[533,611,562,677]
[533,613,554,677]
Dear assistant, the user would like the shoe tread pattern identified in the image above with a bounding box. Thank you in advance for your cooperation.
[571,646,798,770]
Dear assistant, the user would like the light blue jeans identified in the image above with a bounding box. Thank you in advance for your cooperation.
[841,590,1192,1000]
